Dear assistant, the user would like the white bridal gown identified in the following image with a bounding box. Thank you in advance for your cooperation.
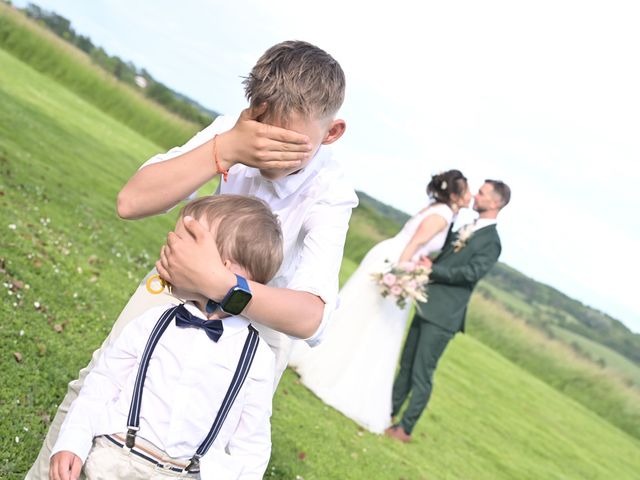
[289,203,454,433]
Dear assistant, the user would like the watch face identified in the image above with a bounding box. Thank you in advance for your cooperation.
[222,289,253,315]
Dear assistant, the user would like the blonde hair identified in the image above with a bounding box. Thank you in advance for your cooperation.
[243,40,345,123]
[180,195,283,284]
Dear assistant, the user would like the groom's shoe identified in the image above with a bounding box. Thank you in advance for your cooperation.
[384,425,412,443]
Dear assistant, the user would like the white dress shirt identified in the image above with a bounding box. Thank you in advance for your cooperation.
[51,303,275,480]
[142,114,359,348]
[472,218,498,232]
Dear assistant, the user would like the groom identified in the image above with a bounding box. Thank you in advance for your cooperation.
[386,179,511,442]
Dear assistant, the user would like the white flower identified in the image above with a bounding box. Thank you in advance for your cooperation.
[440,181,447,190]
[453,224,475,252]
[8,224,16,230]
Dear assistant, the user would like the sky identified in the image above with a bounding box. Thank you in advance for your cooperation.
[11,0,640,332]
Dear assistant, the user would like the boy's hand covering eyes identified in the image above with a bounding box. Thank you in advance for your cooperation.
[216,104,313,171]
[49,451,82,480]
[157,216,236,301]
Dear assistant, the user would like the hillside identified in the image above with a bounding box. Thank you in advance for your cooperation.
[20,2,218,126]
[0,2,197,149]
[1,6,639,479]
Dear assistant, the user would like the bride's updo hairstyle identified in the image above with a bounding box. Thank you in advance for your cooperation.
[426,169,468,206]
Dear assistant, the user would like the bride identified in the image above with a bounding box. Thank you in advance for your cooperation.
[289,169,471,433]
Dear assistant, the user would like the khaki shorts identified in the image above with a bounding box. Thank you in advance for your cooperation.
[83,435,197,480]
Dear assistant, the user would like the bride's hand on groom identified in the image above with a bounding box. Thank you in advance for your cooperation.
[417,255,433,269]
[216,103,313,172]
[156,216,236,302]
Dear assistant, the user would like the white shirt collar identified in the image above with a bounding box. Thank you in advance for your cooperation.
[183,302,250,339]
[474,218,498,231]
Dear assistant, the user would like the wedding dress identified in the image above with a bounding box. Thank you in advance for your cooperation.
[289,203,454,433]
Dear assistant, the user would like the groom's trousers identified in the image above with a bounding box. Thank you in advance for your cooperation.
[391,313,454,434]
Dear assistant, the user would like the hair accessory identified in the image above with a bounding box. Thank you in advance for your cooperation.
[212,134,229,182]
[440,181,447,190]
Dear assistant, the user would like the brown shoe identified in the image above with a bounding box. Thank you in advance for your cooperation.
[384,425,412,443]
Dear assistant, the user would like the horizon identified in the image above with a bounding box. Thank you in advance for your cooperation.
[8,0,639,333]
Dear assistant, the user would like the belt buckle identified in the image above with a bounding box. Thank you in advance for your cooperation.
[155,461,172,472]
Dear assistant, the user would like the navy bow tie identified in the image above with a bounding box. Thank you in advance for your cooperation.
[174,304,224,342]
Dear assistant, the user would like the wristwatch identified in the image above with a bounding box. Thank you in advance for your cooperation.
[206,274,252,316]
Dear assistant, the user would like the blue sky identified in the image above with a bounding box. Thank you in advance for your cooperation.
[11,0,640,332]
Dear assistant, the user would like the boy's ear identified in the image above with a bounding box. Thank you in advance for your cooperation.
[322,119,346,145]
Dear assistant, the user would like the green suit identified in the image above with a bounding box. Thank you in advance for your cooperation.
[391,223,501,434]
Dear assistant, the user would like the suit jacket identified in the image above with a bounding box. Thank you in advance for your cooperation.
[416,223,501,333]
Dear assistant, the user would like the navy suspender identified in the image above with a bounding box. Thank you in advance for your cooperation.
[125,305,260,472]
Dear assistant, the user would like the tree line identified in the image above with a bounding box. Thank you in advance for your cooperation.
[20,2,216,127]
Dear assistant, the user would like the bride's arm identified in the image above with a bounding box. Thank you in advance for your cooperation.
[397,214,448,263]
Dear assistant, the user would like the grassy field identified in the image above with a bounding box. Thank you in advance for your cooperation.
[0,3,197,149]
[467,293,640,440]
[548,324,640,387]
[2,12,640,479]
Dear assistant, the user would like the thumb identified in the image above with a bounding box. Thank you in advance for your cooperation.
[244,102,268,121]
[183,216,208,242]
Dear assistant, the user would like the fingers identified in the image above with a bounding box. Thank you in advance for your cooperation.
[157,245,172,283]
[70,455,83,480]
[262,123,311,146]
[156,259,171,283]
[50,452,73,480]
[160,244,170,268]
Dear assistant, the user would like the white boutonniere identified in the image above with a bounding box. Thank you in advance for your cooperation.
[452,224,475,252]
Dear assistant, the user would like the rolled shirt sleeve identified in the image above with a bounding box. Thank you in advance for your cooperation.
[287,192,356,347]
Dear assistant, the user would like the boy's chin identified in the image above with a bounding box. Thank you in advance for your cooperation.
[259,169,293,180]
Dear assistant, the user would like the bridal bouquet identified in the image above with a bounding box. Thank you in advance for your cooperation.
[371,260,430,309]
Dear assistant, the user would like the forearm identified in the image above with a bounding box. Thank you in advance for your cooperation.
[243,283,325,339]
[117,140,217,219]
[430,262,492,286]
[398,240,421,263]
[431,247,500,286]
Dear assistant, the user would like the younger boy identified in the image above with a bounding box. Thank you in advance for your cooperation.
[49,195,283,480]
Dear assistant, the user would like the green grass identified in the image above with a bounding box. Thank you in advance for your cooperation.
[271,337,640,479]
[0,3,197,149]
[2,27,640,480]
[549,325,640,387]
[467,294,640,440]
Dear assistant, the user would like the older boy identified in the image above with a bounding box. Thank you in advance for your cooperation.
[28,40,357,479]
[50,195,282,480]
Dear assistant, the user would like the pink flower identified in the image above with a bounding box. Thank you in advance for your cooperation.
[407,280,418,290]
[390,285,403,296]
[382,273,397,287]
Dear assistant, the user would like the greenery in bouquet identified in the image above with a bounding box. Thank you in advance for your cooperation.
[371,260,431,309]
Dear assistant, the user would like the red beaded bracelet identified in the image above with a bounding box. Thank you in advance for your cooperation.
[212,134,229,182]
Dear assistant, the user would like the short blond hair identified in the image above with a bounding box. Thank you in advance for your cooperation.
[243,40,345,123]
[180,195,283,284]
